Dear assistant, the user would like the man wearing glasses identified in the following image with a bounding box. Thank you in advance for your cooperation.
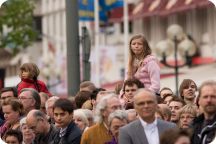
[18,88,41,115]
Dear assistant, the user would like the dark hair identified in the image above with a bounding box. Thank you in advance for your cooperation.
[20,63,40,79]
[33,110,47,120]
[2,98,24,116]
[21,88,41,109]
[75,91,91,108]
[1,87,18,98]
[90,88,106,100]
[4,129,23,143]
[179,79,197,99]
[160,128,191,144]
[170,96,186,106]
[53,98,74,114]
[123,78,144,92]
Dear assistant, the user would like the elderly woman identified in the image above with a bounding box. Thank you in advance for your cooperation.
[106,110,128,144]
[20,117,35,144]
[73,109,89,132]
[179,79,197,104]
[127,34,160,94]
[178,104,197,129]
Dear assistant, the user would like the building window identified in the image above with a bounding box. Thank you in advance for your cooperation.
[33,16,42,41]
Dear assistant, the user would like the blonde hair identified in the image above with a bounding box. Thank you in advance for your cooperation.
[179,104,197,117]
[127,34,151,78]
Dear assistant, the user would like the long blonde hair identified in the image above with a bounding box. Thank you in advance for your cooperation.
[127,34,152,78]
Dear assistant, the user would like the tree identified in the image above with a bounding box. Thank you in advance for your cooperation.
[0,0,37,54]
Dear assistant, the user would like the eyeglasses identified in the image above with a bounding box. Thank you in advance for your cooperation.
[125,89,137,93]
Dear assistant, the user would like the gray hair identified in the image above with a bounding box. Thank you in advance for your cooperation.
[108,110,128,126]
[74,109,89,126]
[21,88,41,109]
[20,117,27,128]
[94,93,119,123]
[45,96,59,110]
[82,109,94,120]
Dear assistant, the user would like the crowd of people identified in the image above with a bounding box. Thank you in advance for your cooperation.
[0,34,215,144]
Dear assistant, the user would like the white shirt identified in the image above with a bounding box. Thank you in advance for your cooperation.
[139,117,159,144]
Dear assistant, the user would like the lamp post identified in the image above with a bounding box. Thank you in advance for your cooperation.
[156,24,196,96]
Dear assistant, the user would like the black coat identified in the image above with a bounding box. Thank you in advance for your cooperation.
[54,122,81,144]
[191,114,216,144]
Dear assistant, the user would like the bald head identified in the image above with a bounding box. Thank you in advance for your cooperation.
[134,88,157,103]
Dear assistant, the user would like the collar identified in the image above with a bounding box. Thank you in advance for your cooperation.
[139,117,157,129]
[21,78,34,83]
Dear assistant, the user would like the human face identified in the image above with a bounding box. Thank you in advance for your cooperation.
[169,101,183,122]
[174,136,191,144]
[1,91,14,101]
[179,113,195,129]
[19,91,35,111]
[53,107,73,128]
[21,70,30,79]
[130,38,144,57]
[2,105,20,125]
[182,82,196,100]
[199,85,216,116]
[103,97,122,119]
[163,96,173,105]
[134,91,157,122]
[5,136,20,144]
[73,116,86,131]
[160,89,173,99]
[21,124,35,142]
[110,118,127,138]
[124,84,138,100]
[26,118,44,135]
[46,101,55,118]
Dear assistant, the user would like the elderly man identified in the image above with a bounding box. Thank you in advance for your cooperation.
[192,80,216,144]
[45,96,59,124]
[18,88,41,115]
[26,110,58,144]
[81,94,122,144]
[119,88,176,144]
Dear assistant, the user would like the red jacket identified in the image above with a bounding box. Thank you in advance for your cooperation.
[17,78,52,96]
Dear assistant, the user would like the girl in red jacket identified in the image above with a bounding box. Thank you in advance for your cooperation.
[17,62,52,96]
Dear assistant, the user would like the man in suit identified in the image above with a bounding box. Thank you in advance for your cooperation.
[119,88,176,144]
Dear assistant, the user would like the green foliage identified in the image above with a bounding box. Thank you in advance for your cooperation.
[0,0,37,54]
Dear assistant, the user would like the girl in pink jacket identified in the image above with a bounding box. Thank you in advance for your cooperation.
[127,34,160,94]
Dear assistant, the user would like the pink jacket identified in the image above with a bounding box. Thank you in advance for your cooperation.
[134,55,160,93]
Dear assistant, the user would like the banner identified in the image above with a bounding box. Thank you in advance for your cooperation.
[78,0,123,21]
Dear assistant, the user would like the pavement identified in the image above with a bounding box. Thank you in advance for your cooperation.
[161,62,216,92]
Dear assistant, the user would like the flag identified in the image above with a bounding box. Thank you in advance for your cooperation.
[78,0,123,21]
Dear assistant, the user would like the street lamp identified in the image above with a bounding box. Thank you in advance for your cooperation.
[156,24,196,96]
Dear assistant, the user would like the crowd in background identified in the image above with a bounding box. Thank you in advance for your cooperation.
[0,34,216,144]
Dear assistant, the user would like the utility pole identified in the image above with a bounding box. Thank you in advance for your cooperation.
[65,0,80,96]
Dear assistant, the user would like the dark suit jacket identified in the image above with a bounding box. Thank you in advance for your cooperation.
[119,119,176,144]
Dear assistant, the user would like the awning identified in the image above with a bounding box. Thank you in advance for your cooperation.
[108,0,214,22]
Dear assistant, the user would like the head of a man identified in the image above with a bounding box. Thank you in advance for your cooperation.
[134,88,158,123]
[53,98,74,128]
[108,110,128,139]
[198,80,216,120]
[45,96,59,118]
[1,87,18,102]
[95,94,122,124]
[19,88,41,114]
[4,130,23,144]
[160,87,173,99]
[26,110,49,135]
[169,97,185,123]
[79,81,96,93]
[158,103,172,121]
[179,79,197,102]
[123,78,144,100]
[39,92,49,113]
